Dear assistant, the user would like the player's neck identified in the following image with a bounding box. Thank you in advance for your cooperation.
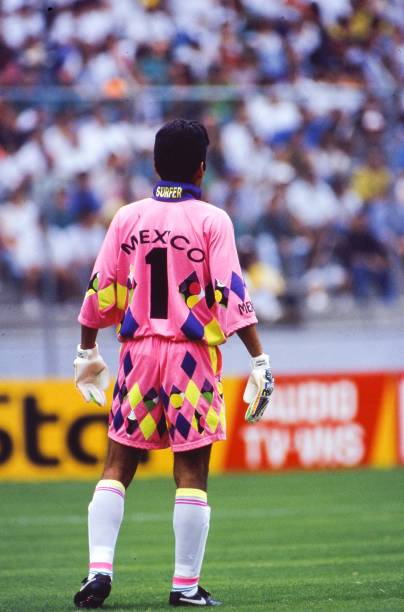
[153,180,202,202]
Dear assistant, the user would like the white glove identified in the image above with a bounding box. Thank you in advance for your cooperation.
[243,353,274,423]
[74,343,110,406]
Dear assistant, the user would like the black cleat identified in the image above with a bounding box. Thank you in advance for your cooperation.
[74,573,111,609]
[169,585,222,606]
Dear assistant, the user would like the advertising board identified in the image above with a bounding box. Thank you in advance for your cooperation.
[0,372,402,479]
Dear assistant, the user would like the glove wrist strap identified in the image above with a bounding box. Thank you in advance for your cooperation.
[77,343,99,360]
[251,353,270,369]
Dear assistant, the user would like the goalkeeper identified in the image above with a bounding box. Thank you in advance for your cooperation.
[73,119,274,609]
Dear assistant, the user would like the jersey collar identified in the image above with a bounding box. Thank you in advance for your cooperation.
[152,181,201,202]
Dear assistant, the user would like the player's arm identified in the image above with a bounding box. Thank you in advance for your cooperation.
[237,323,263,357]
[81,324,98,349]
[74,211,122,406]
[207,210,274,422]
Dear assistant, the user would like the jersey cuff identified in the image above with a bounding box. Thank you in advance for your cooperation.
[226,316,258,337]
[77,314,102,329]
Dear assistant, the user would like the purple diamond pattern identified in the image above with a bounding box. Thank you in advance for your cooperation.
[181,351,197,379]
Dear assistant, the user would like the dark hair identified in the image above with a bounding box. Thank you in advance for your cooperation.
[154,119,209,182]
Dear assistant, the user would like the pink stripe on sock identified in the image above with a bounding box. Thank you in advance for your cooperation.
[89,562,113,570]
[176,496,207,503]
[176,496,207,502]
[95,486,125,498]
[173,576,199,587]
[175,500,207,507]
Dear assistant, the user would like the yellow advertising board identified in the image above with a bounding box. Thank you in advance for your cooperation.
[0,380,241,480]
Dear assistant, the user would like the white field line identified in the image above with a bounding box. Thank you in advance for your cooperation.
[1,503,402,527]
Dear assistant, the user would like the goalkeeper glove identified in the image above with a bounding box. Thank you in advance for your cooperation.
[243,353,274,423]
[74,343,110,406]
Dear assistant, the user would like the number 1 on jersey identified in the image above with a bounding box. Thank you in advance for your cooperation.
[145,247,168,319]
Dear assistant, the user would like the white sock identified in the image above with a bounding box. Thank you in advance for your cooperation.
[172,488,211,596]
[87,479,126,579]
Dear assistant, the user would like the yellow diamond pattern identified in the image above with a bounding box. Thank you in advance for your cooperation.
[128,383,142,409]
[185,380,201,408]
[204,318,225,346]
[98,284,115,310]
[206,407,219,433]
[139,413,156,440]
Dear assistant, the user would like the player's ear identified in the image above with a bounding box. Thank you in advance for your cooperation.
[193,161,205,184]
[198,161,206,175]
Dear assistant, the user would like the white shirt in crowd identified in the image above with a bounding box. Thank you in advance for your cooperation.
[286,178,339,229]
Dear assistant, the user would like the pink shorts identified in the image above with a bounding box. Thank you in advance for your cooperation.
[108,336,226,451]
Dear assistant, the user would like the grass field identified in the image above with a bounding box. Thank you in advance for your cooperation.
[0,469,403,612]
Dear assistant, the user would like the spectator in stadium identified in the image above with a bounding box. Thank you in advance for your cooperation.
[238,234,286,322]
[45,186,73,229]
[44,186,79,303]
[68,171,102,222]
[0,181,44,310]
[253,184,309,280]
[351,148,391,203]
[220,102,255,175]
[285,161,339,230]
[68,207,105,292]
[336,211,396,303]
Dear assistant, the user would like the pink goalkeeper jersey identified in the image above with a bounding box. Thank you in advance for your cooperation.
[79,181,257,346]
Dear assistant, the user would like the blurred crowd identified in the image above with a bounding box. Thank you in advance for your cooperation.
[1,0,404,321]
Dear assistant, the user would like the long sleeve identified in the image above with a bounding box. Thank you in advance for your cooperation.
[78,211,126,329]
[207,210,257,337]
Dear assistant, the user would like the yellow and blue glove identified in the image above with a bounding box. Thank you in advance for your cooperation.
[243,353,274,423]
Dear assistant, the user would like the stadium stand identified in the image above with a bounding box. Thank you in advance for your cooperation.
[1,0,404,322]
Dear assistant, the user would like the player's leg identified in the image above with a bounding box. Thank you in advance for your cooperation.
[88,439,144,576]
[75,337,166,608]
[162,339,225,605]
[173,443,211,490]
[102,436,147,487]
[170,444,220,606]
[74,439,143,609]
